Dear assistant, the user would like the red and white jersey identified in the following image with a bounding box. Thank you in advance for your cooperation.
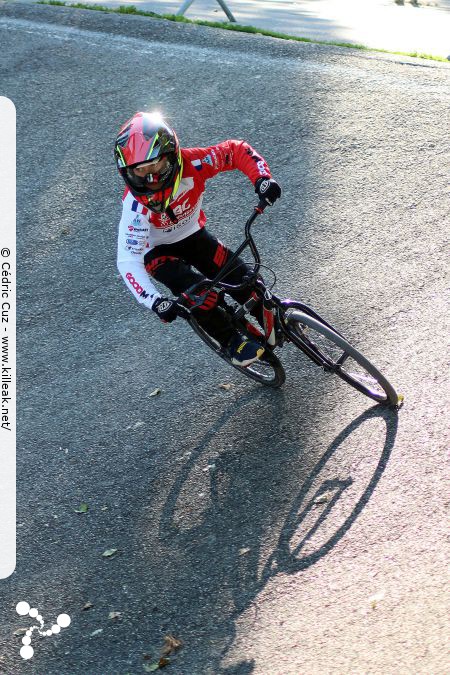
[117,139,272,309]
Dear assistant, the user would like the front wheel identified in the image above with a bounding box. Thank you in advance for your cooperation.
[284,310,400,405]
[188,317,286,389]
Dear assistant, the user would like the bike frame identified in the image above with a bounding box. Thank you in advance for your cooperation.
[176,204,401,405]
[179,204,346,372]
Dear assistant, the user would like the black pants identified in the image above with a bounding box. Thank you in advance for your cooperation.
[144,228,254,344]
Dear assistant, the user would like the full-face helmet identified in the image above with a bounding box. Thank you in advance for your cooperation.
[114,112,183,214]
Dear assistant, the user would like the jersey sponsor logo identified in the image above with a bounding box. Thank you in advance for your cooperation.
[125,272,149,298]
[126,238,138,245]
[202,154,213,166]
[172,198,190,217]
[128,225,148,233]
[246,148,266,174]
[256,159,266,175]
[162,222,183,233]
[210,148,219,168]
[131,216,147,231]
[191,159,202,171]
[161,197,200,231]
[158,213,171,227]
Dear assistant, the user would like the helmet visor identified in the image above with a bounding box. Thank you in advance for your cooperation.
[125,156,174,194]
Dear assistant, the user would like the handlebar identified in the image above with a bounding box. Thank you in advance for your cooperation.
[175,201,269,313]
[246,199,268,231]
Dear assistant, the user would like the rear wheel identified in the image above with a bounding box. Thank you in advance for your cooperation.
[188,317,286,388]
[284,310,399,405]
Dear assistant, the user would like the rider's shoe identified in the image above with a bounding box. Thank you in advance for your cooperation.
[228,333,265,367]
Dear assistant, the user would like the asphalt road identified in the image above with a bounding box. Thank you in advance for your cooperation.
[71,0,450,59]
[0,3,449,673]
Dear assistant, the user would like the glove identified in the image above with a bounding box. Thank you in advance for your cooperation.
[182,288,221,312]
[152,297,178,323]
[255,177,281,206]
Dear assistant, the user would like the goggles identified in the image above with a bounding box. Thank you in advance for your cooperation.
[125,156,172,193]
[133,158,162,170]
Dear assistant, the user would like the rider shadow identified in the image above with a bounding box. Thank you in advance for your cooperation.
[157,386,281,540]
[156,396,398,674]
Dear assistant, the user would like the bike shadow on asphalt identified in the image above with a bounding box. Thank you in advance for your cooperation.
[259,404,398,580]
[155,389,399,674]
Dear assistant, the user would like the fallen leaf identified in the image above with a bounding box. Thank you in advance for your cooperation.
[149,388,161,397]
[14,628,28,636]
[74,503,89,514]
[108,611,122,620]
[161,634,183,656]
[143,664,160,673]
[90,629,103,637]
[219,383,233,390]
[102,548,118,558]
[238,547,251,556]
[369,591,385,609]
[82,601,94,611]
[101,506,108,511]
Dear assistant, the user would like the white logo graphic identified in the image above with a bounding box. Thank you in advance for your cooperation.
[16,601,71,660]
[257,159,267,175]
[172,198,190,217]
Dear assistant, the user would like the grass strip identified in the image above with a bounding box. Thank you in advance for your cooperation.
[37,0,448,62]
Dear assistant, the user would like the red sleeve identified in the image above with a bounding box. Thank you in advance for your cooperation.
[182,140,272,186]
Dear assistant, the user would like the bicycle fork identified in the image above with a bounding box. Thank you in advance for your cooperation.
[238,292,277,346]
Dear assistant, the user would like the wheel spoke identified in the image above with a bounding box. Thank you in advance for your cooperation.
[336,351,350,366]
[285,310,398,405]
[190,318,285,388]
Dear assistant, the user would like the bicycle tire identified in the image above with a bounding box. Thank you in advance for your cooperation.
[188,317,286,389]
[284,310,399,405]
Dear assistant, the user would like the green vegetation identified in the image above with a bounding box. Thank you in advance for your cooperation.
[37,0,448,62]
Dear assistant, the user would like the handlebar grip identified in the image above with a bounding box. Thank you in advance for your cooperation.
[174,299,191,319]
[255,199,267,214]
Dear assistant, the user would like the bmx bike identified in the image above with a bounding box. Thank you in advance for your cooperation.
[176,202,402,407]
